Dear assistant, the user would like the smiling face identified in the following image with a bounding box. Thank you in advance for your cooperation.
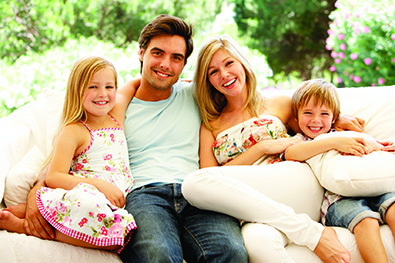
[139,34,186,94]
[83,68,116,118]
[207,48,246,98]
[297,97,334,139]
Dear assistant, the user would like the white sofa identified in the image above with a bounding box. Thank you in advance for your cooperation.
[1,85,395,262]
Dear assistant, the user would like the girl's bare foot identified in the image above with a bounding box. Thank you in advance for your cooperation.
[0,210,26,234]
[3,203,27,219]
[314,227,351,263]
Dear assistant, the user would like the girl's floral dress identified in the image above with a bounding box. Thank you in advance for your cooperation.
[36,115,136,253]
[213,115,290,165]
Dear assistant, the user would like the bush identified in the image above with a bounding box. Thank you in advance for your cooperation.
[327,0,395,87]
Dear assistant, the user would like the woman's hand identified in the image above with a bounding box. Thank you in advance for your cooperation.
[259,136,302,155]
[334,115,365,132]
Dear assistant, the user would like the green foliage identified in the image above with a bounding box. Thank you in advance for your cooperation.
[0,0,222,63]
[327,0,395,87]
[232,0,336,81]
[0,37,141,117]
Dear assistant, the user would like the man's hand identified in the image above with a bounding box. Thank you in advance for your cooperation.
[24,173,55,240]
[334,115,365,132]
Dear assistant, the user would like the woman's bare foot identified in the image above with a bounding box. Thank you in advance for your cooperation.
[314,227,351,263]
[0,210,26,234]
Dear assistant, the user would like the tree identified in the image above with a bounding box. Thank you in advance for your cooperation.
[232,0,336,81]
[0,0,222,63]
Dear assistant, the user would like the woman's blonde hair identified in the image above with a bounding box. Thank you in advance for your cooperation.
[291,78,341,122]
[193,35,262,130]
[61,56,118,127]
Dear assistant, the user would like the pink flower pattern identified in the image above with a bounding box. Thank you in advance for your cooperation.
[36,123,136,247]
[213,115,289,166]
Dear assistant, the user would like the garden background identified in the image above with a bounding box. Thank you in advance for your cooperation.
[1,0,394,117]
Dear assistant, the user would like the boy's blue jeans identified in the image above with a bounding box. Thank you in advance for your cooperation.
[120,183,247,263]
[325,192,395,233]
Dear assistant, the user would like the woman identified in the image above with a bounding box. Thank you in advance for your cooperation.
[181,35,357,263]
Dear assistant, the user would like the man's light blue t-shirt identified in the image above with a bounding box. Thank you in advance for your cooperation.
[124,81,201,189]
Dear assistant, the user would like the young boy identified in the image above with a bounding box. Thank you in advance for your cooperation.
[284,78,395,263]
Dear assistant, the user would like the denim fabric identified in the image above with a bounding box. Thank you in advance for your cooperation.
[120,183,247,263]
[325,193,395,232]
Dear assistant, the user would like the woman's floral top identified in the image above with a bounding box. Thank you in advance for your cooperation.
[213,115,290,165]
[36,115,136,253]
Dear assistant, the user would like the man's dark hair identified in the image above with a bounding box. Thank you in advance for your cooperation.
[138,14,194,71]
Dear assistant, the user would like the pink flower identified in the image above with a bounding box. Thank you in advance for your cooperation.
[378,78,385,85]
[371,83,376,87]
[327,29,334,35]
[338,33,345,40]
[392,58,395,63]
[339,52,345,59]
[326,44,332,50]
[330,65,336,72]
[354,76,361,83]
[336,77,342,84]
[350,53,358,60]
[114,214,123,223]
[392,34,395,41]
[331,51,338,58]
[364,26,370,33]
[364,58,372,65]
[105,165,111,171]
[108,224,124,238]
[335,1,339,8]
[103,154,112,161]
[349,74,354,80]
[353,28,361,34]
[340,43,346,50]
[335,58,341,64]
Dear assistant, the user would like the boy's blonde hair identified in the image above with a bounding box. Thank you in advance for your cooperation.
[193,35,262,130]
[291,79,341,122]
[61,56,118,127]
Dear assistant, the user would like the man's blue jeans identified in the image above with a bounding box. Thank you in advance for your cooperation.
[120,183,247,263]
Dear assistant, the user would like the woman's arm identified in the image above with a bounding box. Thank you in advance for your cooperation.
[199,123,221,168]
[45,124,126,207]
[199,122,302,168]
[284,136,369,161]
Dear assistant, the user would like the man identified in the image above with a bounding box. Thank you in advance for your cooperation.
[118,14,247,262]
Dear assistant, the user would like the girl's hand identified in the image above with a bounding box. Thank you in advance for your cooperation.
[94,180,126,208]
[259,136,302,155]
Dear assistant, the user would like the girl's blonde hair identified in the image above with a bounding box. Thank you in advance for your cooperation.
[43,56,117,169]
[193,35,262,130]
[291,78,341,122]
[61,56,118,127]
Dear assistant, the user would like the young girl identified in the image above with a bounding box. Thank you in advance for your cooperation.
[0,56,137,253]
[284,78,395,263]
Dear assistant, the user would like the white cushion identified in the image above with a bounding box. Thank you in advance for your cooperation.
[306,131,395,197]
[4,145,46,206]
